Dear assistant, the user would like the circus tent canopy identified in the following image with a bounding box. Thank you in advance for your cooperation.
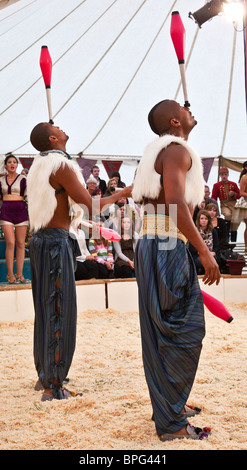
[0,0,247,185]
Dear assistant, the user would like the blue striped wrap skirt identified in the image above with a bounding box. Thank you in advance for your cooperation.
[29,228,80,398]
[135,236,205,435]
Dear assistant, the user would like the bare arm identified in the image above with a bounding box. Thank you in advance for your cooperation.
[50,165,132,216]
[159,145,220,286]
[240,175,247,198]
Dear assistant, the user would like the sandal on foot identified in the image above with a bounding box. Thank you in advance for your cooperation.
[184,404,202,417]
[15,275,31,284]
[35,378,69,391]
[41,387,83,401]
[159,423,211,442]
[6,274,18,284]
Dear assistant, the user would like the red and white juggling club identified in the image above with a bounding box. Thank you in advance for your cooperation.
[40,45,54,124]
[201,290,233,323]
[170,11,190,108]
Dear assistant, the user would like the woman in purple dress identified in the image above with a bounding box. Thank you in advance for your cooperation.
[0,154,29,284]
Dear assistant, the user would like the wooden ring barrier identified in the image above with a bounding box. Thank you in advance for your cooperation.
[0,276,247,323]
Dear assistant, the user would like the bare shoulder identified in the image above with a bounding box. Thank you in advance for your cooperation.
[240,174,247,186]
[155,143,191,173]
[52,162,78,180]
[49,162,80,190]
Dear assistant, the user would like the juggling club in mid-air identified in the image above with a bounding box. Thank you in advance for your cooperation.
[40,45,54,124]
[170,11,190,108]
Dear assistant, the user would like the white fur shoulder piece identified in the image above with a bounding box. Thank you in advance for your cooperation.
[27,151,85,232]
[132,134,204,208]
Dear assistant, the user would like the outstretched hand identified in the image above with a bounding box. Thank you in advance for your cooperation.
[120,184,133,199]
[199,251,221,286]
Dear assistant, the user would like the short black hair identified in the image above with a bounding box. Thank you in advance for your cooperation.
[30,122,53,151]
[147,100,176,135]
[148,100,166,134]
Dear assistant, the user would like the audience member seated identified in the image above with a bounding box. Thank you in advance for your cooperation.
[91,188,102,199]
[204,185,220,215]
[90,164,107,195]
[104,177,118,196]
[118,195,142,233]
[70,220,99,280]
[86,175,98,196]
[88,225,114,278]
[90,187,106,224]
[206,202,243,273]
[101,178,122,221]
[110,171,126,188]
[108,196,141,234]
[189,209,219,274]
[108,203,122,232]
[113,215,138,278]
[206,203,229,250]
[193,200,206,223]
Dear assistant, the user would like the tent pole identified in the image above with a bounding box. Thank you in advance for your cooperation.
[218,155,222,182]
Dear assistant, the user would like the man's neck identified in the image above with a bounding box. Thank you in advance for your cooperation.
[40,148,72,160]
[159,130,189,141]
[51,144,66,152]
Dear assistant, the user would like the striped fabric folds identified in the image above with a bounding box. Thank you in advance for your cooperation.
[135,236,205,435]
[30,228,79,398]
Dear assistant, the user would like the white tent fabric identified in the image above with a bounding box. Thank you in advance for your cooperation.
[0,0,247,170]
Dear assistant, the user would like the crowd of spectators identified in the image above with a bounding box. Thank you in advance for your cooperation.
[73,165,141,280]
[189,167,247,274]
[1,159,247,283]
[75,164,247,280]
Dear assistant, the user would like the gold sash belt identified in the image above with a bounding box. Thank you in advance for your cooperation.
[140,214,187,244]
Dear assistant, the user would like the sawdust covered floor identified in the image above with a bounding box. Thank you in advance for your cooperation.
[0,302,246,452]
